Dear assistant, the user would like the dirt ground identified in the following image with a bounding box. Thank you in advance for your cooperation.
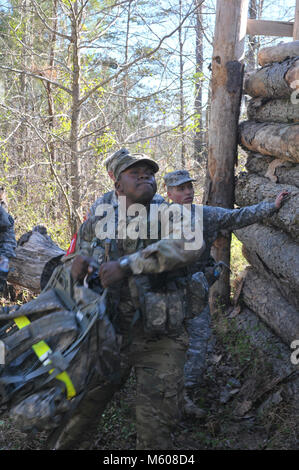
[0,302,298,452]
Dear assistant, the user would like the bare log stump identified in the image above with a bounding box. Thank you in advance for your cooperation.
[7,226,66,293]
[239,121,299,163]
[235,172,299,240]
[244,57,299,98]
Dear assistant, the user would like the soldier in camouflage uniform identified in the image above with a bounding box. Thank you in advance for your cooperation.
[0,196,17,292]
[48,152,206,450]
[164,169,289,392]
[164,170,213,394]
[47,151,288,450]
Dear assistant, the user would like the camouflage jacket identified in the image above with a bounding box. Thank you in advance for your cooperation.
[76,200,206,333]
[0,206,16,259]
[193,200,278,270]
[77,201,205,276]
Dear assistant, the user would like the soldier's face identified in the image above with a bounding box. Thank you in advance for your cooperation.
[116,162,157,204]
[167,182,194,204]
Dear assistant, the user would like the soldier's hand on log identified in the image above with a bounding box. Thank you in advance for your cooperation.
[99,261,125,288]
[71,254,94,282]
[275,190,290,209]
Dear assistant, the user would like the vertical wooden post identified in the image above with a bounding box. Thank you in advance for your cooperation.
[294,0,299,40]
[205,0,249,308]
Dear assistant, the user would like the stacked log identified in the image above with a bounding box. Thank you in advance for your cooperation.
[235,41,299,358]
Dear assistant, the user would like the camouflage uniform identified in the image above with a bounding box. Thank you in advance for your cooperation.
[48,154,205,450]
[0,205,17,291]
[0,205,17,260]
[185,200,279,388]
[163,170,279,389]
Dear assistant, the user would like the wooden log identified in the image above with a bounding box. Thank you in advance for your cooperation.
[239,121,299,163]
[246,19,294,39]
[232,306,299,417]
[247,97,299,123]
[235,172,299,240]
[235,224,299,310]
[258,41,299,66]
[240,267,299,345]
[7,226,65,293]
[245,153,299,188]
[242,245,299,312]
[244,57,299,98]
[205,0,249,307]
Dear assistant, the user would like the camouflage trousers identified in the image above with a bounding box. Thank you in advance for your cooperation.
[184,304,212,389]
[47,325,188,450]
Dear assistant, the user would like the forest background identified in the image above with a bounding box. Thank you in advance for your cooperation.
[0,0,295,253]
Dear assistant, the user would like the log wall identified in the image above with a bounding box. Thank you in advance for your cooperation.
[234,41,299,404]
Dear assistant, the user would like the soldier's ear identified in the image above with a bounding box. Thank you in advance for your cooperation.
[115,178,122,193]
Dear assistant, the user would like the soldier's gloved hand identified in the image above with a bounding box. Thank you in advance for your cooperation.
[71,255,94,282]
[275,190,290,209]
[99,261,126,288]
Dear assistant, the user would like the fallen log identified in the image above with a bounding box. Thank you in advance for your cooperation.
[244,57,299,99]
[235,172,299,240]
[235,224,299,309]
[7,226,66,293]
[258,41,299,67]
[247,97,299,123]
[239,120,299,163]
[245,153,299,188]
[240,267,299,345]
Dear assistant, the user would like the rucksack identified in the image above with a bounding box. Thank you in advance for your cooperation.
[0,263,120,434]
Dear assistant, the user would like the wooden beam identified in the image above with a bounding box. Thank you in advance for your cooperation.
[205,0,249,307]
[247,19,293,37]
[294,0,299,40]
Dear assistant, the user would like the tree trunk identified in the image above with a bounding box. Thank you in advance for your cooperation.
[69,1,82,235]
[246,0,258,71]
[205,0,249,307]
[240,267,299,345]
[239,121,299,163]
[258,40,299,67]
[244,57,299,99]
[245,152,299,188]
[235,172,299,240]
[194,0,204,163]
[247,97,299,123]
[7,228,65,294]
[235,223,299,309]
[178,0,186,168]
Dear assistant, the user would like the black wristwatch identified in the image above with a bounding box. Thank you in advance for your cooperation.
[118,256,132,275]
